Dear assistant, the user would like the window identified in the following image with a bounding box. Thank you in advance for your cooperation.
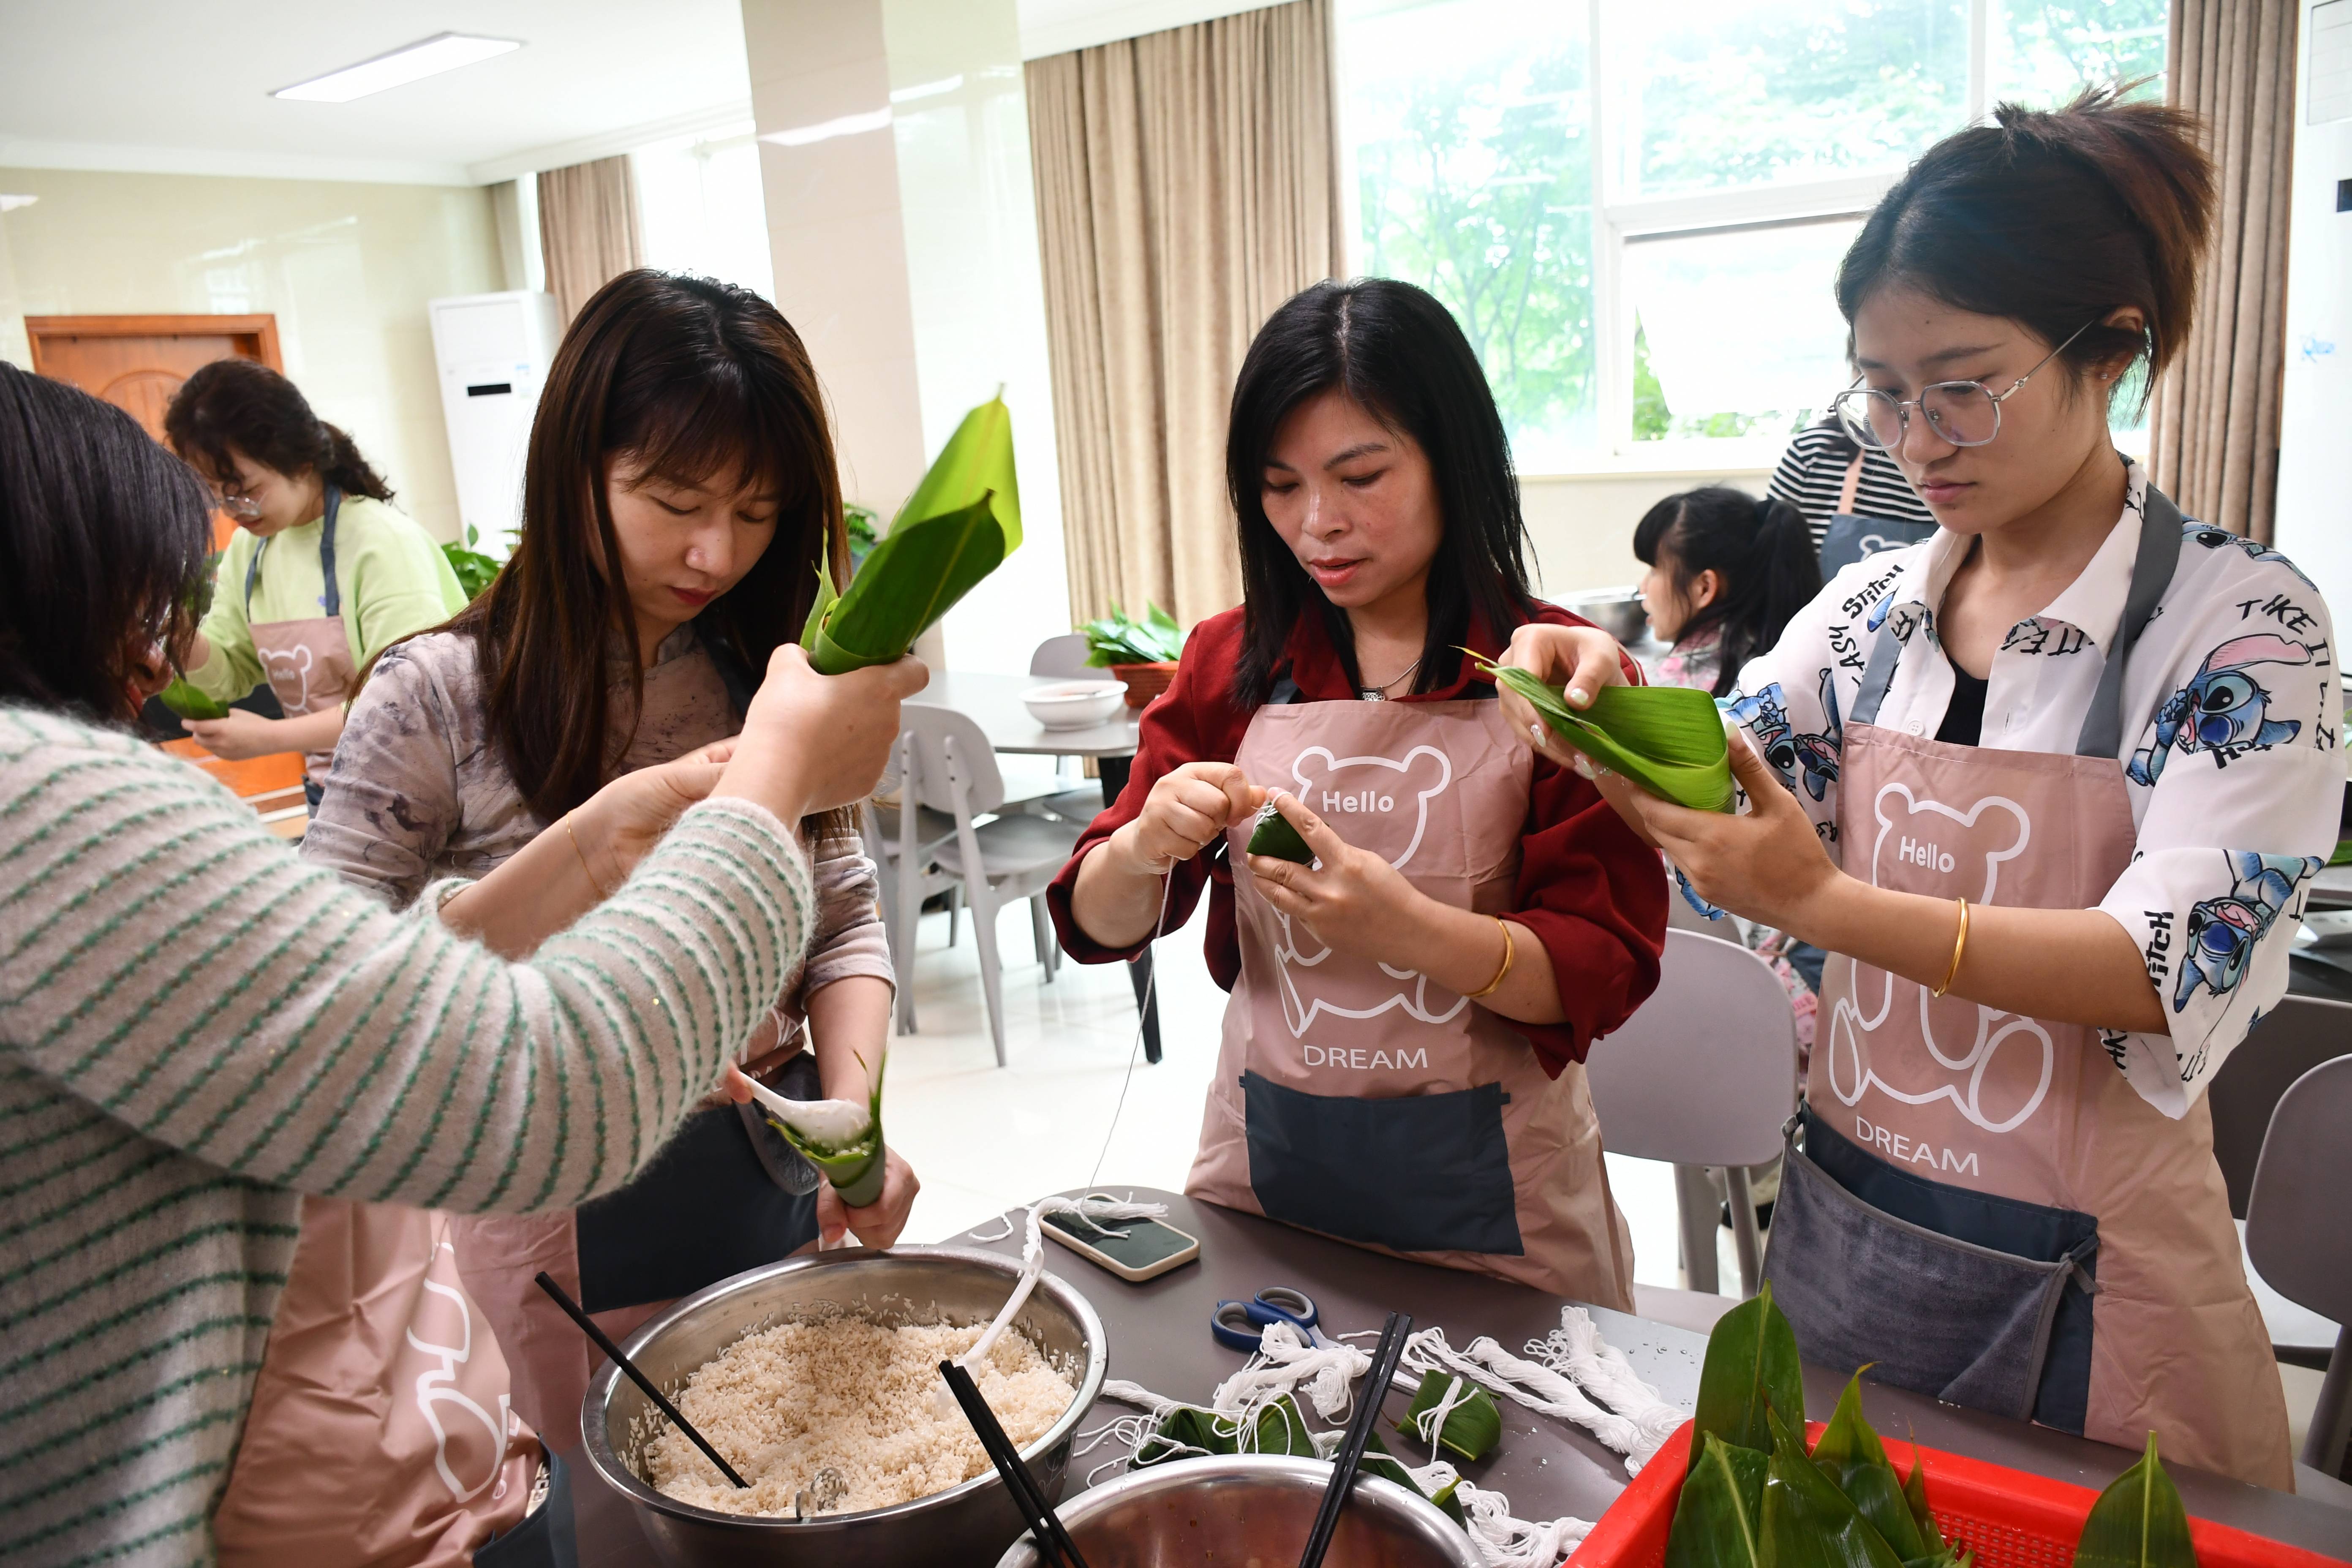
[633,125,776,301]
[1337,0,2168,471]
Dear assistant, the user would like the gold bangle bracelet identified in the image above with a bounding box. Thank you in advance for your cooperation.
[1930,896,1970,999]
[1464,917,1515,1001]
[562,812,612,901]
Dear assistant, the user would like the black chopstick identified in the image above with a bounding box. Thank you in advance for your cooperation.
[534,1271,749,1490]
[1299,1309,1413,1568]
[940,1359,1091,1568]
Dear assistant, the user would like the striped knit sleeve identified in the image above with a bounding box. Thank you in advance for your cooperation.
[0,709,814,1214]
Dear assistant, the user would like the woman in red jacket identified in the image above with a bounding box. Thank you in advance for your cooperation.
[1050,279,1666,1304]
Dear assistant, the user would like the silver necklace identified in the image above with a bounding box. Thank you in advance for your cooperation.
[1358,653,1424,702]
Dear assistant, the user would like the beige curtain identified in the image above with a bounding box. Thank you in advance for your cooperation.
[2148,0,2298,543]
[1027,0,1347,630]
[537,156,645,325]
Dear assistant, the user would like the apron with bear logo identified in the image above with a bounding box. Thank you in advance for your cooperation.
[1764,486,2291,1489]
[245,485,357,795]
[1184,689,1634,1307]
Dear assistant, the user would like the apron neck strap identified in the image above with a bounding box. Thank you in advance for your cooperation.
[245,484,344,619]
[1846,476,2185,757]
[1837,449,1865,515]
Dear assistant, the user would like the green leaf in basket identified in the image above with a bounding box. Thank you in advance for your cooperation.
[1900,1434,1955,1563]
[1813,1372,1927,1561]
[1761,1407,1908,1568]
[1667,1432,1769,1568]
[1245,798,1316,866]
[1689,1279,1806,1473]
[804,395,1021,674]
[2070,1434,2197,1568]
[157,678,231,722]
[1473,656,1736,813]
[1396,1369,1503,1462]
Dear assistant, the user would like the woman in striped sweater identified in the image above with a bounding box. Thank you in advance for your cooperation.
[0,362,924,1567]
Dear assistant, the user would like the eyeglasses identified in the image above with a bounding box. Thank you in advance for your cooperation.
[1831,319,2097,452]
[214,481,264,523]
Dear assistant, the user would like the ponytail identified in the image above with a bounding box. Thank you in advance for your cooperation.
[1837,82,2214,414]
[163,359,395,504]
[1632,487,1824,697]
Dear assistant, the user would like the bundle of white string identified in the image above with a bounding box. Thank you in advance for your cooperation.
[949,1196,1168,1412]
[1209,1318,1369,1421]
[1399,1326,1658,1473]
[1454,1484,1595,1568]
[1527,1307,1685,1465]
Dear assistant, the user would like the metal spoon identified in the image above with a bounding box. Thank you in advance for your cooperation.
[794,1467,847,1519]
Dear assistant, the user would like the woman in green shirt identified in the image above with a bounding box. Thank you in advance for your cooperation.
[165,359,466,807]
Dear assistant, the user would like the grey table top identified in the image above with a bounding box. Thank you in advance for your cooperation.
[563,1187,2352,1563]
[911,670,1141,758]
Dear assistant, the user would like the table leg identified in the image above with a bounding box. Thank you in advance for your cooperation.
[1099,755,1162,1066]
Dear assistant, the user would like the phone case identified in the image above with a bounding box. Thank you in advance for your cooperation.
[1042,1213,1200,1282]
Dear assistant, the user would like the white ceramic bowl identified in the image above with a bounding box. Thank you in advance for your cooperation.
[1022,680,1127,730]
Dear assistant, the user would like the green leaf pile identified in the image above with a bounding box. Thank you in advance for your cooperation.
[1471,655,1735,812]
[1133,1396,1467,1527]
[1666,1284,1978,1568]
[800,395,1021,674]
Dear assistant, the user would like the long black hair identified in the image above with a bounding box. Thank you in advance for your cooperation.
[1227,278,1539,708]
[1836,84,2213,416]
[164,357,395,501]
[0,363,214,721]
[1632,488,1820,696]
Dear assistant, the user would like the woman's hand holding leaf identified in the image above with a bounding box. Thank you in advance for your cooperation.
[1244,791,1435,972]
[714,644,928,822]
[1497,621,1631,762]
[1619,728,1843,936]
[1113,762,1264,876]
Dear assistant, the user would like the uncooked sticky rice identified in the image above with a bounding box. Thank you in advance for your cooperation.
[645,1316,1076,1516]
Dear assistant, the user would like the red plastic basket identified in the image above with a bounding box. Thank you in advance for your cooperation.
[1569,1422,2344,1568]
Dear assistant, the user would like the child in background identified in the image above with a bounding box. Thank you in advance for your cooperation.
[1633,486,1819,696]
[1632,485,1825,1070]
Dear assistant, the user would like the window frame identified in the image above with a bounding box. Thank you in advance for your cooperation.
[1339,0,2014,476]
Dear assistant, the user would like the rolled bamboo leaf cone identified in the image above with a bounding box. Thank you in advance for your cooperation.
[1246,801,1315,865]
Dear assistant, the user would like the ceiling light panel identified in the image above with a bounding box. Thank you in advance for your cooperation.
[272,33,522,103]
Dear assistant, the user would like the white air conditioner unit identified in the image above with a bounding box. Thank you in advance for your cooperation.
[427,291,562,559]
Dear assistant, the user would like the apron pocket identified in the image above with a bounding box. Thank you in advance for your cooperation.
[1764,1106,2096,1428]
[575,1053,822,1313]
[1241,1069,1522,1256]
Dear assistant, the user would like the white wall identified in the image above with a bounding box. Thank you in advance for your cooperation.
[2275,0,2352,624]
[1521,463,1775,600]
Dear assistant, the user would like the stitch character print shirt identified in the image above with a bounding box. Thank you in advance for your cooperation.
[1725,462,2337,1116]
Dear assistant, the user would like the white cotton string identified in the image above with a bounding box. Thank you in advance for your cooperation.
[1527,1307,1685,1467]
[1209,1318,1370,1423]
[1455,1484,1594,1568]
[1400,1326,1653,1475]
[941,1196,1169,1413]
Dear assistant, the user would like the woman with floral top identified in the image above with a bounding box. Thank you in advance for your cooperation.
[1496,88,2328,1489]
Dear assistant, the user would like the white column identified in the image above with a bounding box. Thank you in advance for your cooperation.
[742,0,1069,674]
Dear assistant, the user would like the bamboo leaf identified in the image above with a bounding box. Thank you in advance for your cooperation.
[1762,1409,1908,1568]
[1253,1394,1318,1456]
[157,679,230,721]
[1396,1369,1503,1462]
[2071,1434,2198,1568]
[1246,799,1317,865]
[1668,1434,1770,1568]
[1690,1279,1807,1472]
[1812,1372,1926,1561]
[760,1053,887,1207]
[1899,1433,1949,1560]
[1473,657,1736,813]
[807,395,1020,673]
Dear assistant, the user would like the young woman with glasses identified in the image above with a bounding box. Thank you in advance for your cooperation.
[1493,87,2331,1488]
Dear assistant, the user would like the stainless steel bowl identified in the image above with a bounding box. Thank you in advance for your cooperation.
[580,1247,1108,1568]
[1557,586,1650,645]
[995,1455,1484,1568]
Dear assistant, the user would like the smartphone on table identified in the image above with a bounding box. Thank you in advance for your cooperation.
[1042,1197,1200,1282]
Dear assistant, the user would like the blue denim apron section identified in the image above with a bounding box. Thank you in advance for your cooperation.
[1766,1107,2097,1427]
[1242,1068,1523,1255]
[473,1451,578,1568]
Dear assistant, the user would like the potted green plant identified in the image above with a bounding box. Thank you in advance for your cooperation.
[1081,602,1184,707]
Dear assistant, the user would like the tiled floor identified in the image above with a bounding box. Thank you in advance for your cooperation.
[881,898,1740,1292]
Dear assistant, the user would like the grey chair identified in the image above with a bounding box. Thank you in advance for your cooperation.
[1029,633,1092,678]
[1584,928,1800,1301]
[859,776,959,1037]
[2245,1054,2352,1481]
[899,702,1086,1066]
[2208,995,2350,1370]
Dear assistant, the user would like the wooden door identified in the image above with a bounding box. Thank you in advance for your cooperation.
[26,315,283,550]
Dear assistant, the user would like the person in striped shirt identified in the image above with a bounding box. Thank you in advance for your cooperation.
[0,362,924,1567]
[1767,410,1936,553]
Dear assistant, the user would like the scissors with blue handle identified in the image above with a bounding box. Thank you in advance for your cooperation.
[1211,1285,1335,1351]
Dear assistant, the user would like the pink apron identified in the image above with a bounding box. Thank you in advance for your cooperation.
[1184,687,1635,1307]
[246,485,357,794]
[1764,487,2292,1489]
[211,1200,540,1567]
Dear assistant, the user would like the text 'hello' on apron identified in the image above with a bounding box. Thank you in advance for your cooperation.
[1761,487,2292,1489]
[245,485,355,796]
[1181,681,1634,1308]
[1817,450,1938,578]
